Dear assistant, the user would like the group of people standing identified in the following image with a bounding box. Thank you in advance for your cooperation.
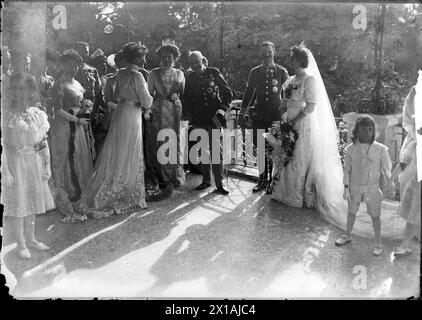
[1,37,420,260]
[1,38,235,258]
[238,42,420,257]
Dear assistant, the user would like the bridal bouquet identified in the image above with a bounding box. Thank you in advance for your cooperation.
[263,119,299,168]
[171,93,182,108]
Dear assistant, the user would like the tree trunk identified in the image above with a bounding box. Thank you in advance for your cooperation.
[372,4,387,113]
[219,3,225,70]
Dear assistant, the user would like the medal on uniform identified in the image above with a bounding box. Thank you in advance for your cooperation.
[272,86,278,93]
[210,81,215,86]
[212,92,217,98]
[272,79,278,86]
[207,87,213,93]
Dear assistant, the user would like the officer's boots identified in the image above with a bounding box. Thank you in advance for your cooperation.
[252,173,267,193]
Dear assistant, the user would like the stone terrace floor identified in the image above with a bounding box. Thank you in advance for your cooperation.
[1,173,420,299]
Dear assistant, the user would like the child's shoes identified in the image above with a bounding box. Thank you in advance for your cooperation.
[28,241,50,251]
[393,247,412,257]
[17,248,31,259]
[372,244,383,256]
[335,235,352,246]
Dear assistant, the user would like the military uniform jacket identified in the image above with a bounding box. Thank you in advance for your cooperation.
[241,64,289,123]
[184,67,233,126]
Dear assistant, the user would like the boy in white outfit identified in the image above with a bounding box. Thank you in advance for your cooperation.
[335,115,394,256]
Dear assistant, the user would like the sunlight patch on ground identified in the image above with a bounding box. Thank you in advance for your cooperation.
[258,263,327,298]
[369,277,393,298]
[22,262,156,298]
[175,207,221,227]
[167,202,190,215]
[162,277,210,297]
[135,209,157,219]
[21,210,144,280]
[177,240,191,254]
[210,250,224,262]
[1,243,18,292]
[253,202,269,218]
[19,206,222,298]
[258,229,331,298]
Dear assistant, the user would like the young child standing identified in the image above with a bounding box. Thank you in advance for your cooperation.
[335,115,394,256]
[1,72,53,259]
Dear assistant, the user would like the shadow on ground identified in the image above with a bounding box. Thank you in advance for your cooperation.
[2,174,420,298]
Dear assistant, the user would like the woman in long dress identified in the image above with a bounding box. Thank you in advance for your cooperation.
[266,44,405,239]
[145,43,185,193]
[49,50,94,222]
[269,45,317,207]
[394,74,421,256]
[1,72,53,258]
[76,42,153,218]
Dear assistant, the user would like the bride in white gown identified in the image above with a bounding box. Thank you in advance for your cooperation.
[266,43,406,239]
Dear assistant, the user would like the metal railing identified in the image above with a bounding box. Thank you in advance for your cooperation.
[227,103,405,168]
[227,100,257,168]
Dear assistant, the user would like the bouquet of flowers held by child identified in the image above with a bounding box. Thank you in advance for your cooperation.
[263,117,299,168]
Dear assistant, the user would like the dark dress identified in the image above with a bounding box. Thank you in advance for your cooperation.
[144,67,186,196]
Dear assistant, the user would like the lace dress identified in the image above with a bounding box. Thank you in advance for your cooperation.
[49,79,95,220]
[76,68,153,217]
[145,67,186,190]
[270,73,317,207]
[1,107,55,217]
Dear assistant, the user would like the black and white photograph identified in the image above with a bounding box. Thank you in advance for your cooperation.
[1,0,421,303]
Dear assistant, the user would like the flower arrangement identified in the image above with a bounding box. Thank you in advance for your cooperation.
[283,83,298,100]
[264,119,299,168]
[170,92,182,108]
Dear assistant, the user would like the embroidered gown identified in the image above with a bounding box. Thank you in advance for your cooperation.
[146,67,186,189]
[270,73,317,207]
[50,79,94,219]
[76,68,153,217]
[398,87,420,228]
[1,107,55,217]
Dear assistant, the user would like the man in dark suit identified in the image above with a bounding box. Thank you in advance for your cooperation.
[238,41,289,193]
[184,51,233,195]
[178,49,203,175]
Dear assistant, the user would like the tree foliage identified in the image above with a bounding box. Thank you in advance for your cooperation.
[3,2,421,115]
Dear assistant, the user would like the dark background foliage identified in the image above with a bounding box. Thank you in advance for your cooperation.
[3,2,421,116]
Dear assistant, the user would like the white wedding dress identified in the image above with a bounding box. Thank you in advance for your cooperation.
[268,48,406,239]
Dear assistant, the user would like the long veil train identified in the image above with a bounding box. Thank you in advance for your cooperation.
[304,48,406,239]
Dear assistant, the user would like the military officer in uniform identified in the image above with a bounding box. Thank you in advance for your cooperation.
[178,49,192,75]
[238,41,289,193]
[184,51,233,195]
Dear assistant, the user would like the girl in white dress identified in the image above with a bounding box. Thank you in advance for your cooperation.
[1,73,53,259]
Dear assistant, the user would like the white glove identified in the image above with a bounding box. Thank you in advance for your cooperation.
[144,109,152,120]
[343,187,350,201]
[174,99,182,108]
